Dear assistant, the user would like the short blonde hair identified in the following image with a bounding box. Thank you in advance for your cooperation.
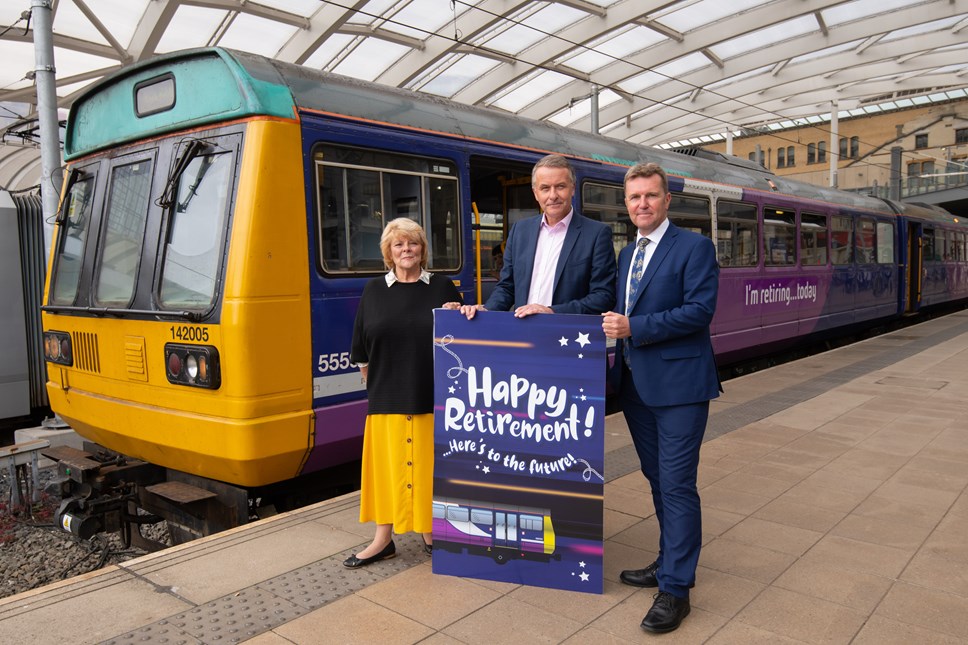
[380,217,429,270]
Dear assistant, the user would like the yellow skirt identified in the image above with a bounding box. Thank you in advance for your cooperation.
[358,413,434,534]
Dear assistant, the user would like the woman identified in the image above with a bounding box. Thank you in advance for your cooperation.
[345,217,462,568]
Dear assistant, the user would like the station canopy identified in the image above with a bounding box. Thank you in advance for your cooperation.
[1,0,967,191]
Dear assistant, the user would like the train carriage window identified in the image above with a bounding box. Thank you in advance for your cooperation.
[520,514,543,531]
[876,221,894,264]
[159,147,234,310]
[94,158,154,306]
[446,506,469,522]
[935,229,946,261]
[314,145,459,273]
[923,228,936,262]
[470,509,493,524]
[799,212,828,266]
[856,218,876,264]
[582,182,629,256]
[670,194,711,239]
[831,216,853,265]
[763,207,796,266]
[716,200,757,267]
[49,170,96,305]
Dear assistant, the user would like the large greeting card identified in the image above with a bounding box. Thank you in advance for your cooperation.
[431,310,606,594]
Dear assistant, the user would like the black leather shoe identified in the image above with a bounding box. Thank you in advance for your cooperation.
[343,540,396,568]
[641,592,690,634]
[423,543,433,555]
[620,560,659,588]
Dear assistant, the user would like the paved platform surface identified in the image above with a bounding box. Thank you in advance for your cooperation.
[2,310,968,644]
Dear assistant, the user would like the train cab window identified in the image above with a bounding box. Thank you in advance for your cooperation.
[314,145,459,274]
[876,221,894,263]
[799,212,828,266]
[520,514,542,531]
[49,170,96,305]
[582,182,629,256]
[715,200,757,267]
[670,194,711,239]
[855,218,876,264]
[763,207,796,266]
[831,216,853,265]
[158,146,235,310]
[94,158,154,307]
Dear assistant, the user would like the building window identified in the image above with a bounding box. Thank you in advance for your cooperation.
[786,146,795,166]
[817,140,827,163]
[850,136,859,158]
[807,143,816,164]
[915,134,928,149]
[907,161,935,191]
[777,148,785,168]
[956,128,968,144]
[839,137,848,158]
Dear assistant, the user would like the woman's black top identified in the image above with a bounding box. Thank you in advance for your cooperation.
[350,273,461,414]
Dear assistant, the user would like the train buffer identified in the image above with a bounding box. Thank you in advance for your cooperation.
[0,438,51,510]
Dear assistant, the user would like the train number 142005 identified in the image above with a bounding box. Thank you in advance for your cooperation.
[170,325,210,342]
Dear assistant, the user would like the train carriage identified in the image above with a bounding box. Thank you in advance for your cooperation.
[40,47,968,541]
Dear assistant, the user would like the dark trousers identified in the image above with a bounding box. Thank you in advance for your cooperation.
[620,366,708,598]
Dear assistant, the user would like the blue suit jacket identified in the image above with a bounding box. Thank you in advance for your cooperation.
[484,212,616,314]
[610,222,721,406]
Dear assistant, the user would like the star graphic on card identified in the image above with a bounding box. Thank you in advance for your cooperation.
[559,336,568,347]
[579,572,590,582]
[448,386,455,394]
[576,332,590,347]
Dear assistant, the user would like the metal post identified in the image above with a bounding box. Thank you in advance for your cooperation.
[829,100,838,188]
[30,0,62,255]
[590,85,599,135]
[725,130,733,155]
[890,146,902,201]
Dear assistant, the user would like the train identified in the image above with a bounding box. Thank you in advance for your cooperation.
[432,498,557,564]
[39,47,967,545]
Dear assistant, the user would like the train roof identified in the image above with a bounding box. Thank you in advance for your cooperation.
[62,47,923,218]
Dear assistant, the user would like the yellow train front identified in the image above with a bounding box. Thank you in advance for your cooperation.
[42,50,338,541]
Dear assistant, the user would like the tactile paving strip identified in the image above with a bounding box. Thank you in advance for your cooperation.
[101,534,430,644]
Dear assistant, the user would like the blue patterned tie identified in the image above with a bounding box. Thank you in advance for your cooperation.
[623,238,649,367]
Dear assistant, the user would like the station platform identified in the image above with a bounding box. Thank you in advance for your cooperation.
[2,310,968,644]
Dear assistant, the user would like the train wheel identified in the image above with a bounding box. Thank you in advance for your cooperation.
[494,551,508,564]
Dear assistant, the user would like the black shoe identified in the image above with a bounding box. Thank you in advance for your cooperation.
[343,540,396,568]
[620,560,659,588]
[423,543,433,555]
[641,592,690,634]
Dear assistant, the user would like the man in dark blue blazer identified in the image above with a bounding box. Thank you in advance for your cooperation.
[602,162,720,634]
[461,154,615,318]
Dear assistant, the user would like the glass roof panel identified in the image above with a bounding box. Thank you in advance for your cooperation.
[417,55,501,97]
[53,0,148,47]
[383,0,461,39]
[709,16,817,60]
[822,0,921,26]
[302,34,356,70]
[332,39,412,81]
[0,41,35,91]
[350,0,399,25]
[218,13,298,57]
[484,23,546,56]
[789,40,862,65]
[257,0,325,15]
[490,69,572,112]
[597,25,666,59]
[620,52,709,94]
[657,0,767,33]
[52,47,117,82]
[156,6,226,53]
[882,16,961,42]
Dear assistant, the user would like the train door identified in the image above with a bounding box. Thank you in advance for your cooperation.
[468,156,535,303]
[906,222,922,313]
[493,511,520,550]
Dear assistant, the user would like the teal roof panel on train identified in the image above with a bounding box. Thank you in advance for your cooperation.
[64,48,295,160]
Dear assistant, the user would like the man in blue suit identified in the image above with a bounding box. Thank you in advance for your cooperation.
[602,162,720,634]
[461,154,615,318]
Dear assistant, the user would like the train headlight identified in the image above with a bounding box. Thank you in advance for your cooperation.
[164,344,220,389]
[43,331,73,366]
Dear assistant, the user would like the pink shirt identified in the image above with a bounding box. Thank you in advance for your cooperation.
[527,210,573,306]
